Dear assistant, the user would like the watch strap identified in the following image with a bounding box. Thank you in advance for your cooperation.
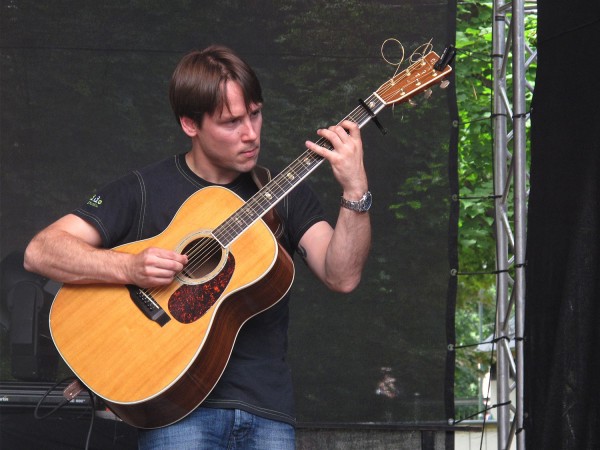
[340,191,372,213]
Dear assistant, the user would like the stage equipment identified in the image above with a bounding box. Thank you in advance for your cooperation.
[1,252,60,381]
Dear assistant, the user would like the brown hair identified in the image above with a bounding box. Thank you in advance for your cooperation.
[169,45,263,126]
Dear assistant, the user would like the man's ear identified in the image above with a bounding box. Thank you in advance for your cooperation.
[180,116,199,137]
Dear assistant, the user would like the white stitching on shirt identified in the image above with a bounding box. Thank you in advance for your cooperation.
[132,170,147,241]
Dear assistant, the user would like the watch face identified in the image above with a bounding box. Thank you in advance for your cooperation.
[361,191,372,211]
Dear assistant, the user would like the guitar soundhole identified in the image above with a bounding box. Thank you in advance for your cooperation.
[179,237,225,283]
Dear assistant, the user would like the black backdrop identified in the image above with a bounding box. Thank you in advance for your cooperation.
[525,2,600,449]
[1,0,456,444]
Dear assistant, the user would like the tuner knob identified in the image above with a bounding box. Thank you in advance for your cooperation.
[408,99,418,107]
[440,80,450,89]
[423,89,433,100]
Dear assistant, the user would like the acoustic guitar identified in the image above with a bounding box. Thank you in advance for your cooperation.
[49,48,453,429]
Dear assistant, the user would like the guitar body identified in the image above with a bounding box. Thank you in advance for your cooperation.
[49,186,295,429]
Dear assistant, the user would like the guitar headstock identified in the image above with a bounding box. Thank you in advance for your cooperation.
[376,50,453,106]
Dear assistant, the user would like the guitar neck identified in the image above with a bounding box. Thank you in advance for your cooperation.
[212,92,385,247]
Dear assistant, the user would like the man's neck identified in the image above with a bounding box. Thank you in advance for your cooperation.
[184,151,240,185]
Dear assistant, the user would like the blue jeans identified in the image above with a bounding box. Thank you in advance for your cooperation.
[138,408,295,450]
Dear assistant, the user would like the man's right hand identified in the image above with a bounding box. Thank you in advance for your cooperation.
[127,247,188,288]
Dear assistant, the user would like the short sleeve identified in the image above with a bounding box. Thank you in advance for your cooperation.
[277,180,327,254]
[72,172,142,248]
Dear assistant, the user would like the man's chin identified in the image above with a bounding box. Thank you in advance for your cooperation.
[239,158,259,173]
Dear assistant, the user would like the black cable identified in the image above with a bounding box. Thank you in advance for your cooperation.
[455,194,500,201]
[452,335,511,351]
[452,400,512,425]
[33,377,77,420]
[457,268,511,276]
[33,377,98,450]
[84,387,97,450]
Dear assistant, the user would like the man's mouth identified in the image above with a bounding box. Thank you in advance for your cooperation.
[241,146,259,158]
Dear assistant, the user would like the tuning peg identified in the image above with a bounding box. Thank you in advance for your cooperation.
[423,88,433,100]
[408,99,418,107]
[440,80,450,89]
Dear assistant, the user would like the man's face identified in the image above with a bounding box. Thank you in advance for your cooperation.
[193,80,262,184]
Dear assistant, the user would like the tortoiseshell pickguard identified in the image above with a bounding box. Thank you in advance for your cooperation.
[168,253,236,324]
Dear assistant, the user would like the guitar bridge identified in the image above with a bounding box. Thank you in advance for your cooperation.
[126,285,171,327]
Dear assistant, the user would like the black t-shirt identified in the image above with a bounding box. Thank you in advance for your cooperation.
[73,153,326,425]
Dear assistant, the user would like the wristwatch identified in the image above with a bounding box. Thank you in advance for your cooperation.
[340,191,372,213]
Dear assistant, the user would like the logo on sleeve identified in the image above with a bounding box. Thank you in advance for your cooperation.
[87,194,103,208]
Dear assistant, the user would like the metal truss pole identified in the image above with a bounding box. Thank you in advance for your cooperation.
[491,1,536,449]
[491,1,511,448]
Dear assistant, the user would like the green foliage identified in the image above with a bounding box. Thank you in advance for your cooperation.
[456,1,496,284]
[452,1,537,420]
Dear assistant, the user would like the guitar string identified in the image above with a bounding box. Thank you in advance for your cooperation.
[142,53,439,303]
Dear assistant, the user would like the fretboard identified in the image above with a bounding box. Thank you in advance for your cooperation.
[212,92,385,248]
